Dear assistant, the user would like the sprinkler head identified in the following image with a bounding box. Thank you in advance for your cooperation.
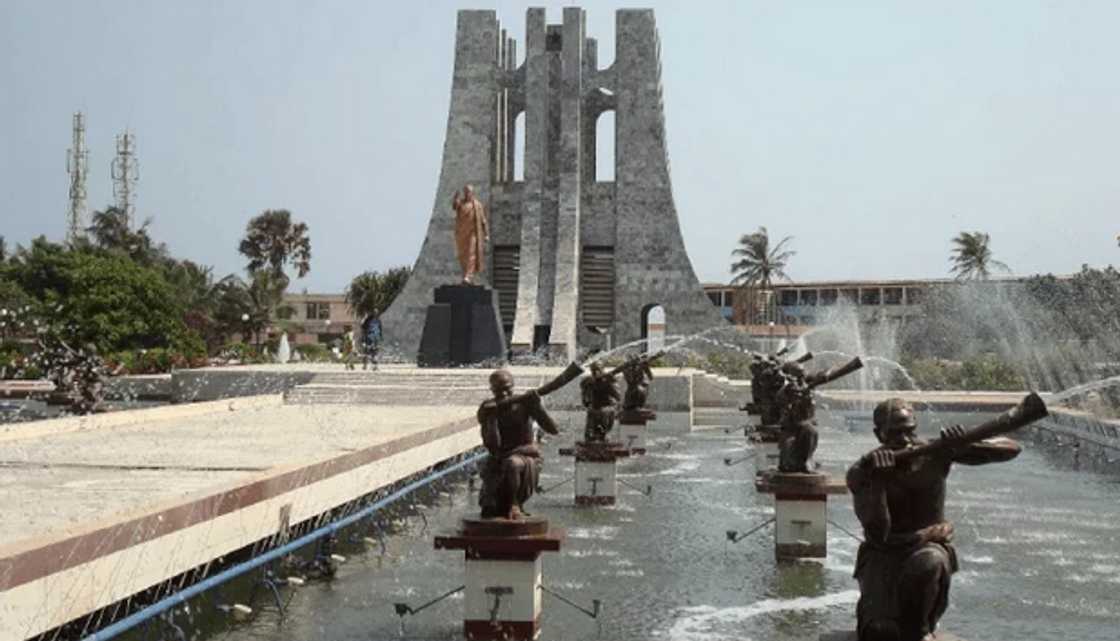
[725,530,738,542]
[393,603,412,617]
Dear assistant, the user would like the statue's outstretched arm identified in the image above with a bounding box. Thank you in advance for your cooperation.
[950,436,1022,466]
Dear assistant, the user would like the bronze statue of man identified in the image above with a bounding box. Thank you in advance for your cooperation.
[621,357,654,411]
[476,369,559,520]
[744,355,784,427]
[775,361,819,473]
[581,362,620,442]
[847,398,1021,641]
[451,184,489,284]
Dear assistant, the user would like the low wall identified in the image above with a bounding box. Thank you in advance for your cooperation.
[105,374,173,401]
[171,368,316,402]
[1034,407,1120,449]
[169,366,696,412]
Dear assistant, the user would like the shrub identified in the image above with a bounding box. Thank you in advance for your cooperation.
[294,343,331,362]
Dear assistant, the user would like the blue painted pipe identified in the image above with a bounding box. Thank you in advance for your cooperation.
[80,451,485,641]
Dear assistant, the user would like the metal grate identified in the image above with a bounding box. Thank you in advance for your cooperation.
[580,246,615,330]
[492,246,520,328]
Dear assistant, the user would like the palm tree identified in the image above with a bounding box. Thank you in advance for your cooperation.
[87,206,167,266]
[213,271,291,346]
[950,231,1009,280]
[730,227,795,290]
[238,209,311,287]
[345,267,412,319]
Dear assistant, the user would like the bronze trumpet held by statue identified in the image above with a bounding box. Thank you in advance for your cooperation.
[605,349,667,378]
[807,356,864,390]
[893,392,1048,464]
[488,361,585,410]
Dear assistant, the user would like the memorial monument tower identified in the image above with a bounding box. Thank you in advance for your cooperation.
[383,8,723,360]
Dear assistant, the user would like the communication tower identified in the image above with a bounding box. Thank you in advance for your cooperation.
[111,131,140,227]
[65,112,89,242]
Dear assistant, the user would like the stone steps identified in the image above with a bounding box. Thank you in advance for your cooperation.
[692,407,745,427]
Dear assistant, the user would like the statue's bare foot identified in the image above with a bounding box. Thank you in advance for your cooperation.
[507,505,523,520]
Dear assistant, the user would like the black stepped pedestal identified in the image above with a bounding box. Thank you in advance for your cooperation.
[417,285,506,367]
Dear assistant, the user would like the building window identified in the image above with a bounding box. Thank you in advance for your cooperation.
[780,290,799,306]
[723,290,734,307]
[860,289,881,305]
[707,292,721,306]
[883,287,903,305]
[841,288,859,304]
[799,290,818,306]
[820,289,838,306]
[306,302,330,320]
[906,287,925,305]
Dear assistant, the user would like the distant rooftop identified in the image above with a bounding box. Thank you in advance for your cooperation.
[702,274,1069,289]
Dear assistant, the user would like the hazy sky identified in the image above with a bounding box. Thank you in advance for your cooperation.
[3,1,1118,292]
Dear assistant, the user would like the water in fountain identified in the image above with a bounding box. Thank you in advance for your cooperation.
[158,408,1120,641]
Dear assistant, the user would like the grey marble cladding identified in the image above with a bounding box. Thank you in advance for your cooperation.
[382,8,724,362]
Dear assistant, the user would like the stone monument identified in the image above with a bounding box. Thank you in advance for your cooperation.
[825,393,1048,641]
[381,8,725,362]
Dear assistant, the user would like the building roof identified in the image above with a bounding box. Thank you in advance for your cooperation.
[703,274,1067,290]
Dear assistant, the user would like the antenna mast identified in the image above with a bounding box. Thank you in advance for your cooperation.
[65,112,89,242]
[111,130,140,228]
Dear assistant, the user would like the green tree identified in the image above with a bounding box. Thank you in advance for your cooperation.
[9,246,191,353]
[238,209,311,286]
[213,271,291,346]
[86,206,168,267]
[345,267,411,319]
[729,226,794,289]
[950,231,1008,280]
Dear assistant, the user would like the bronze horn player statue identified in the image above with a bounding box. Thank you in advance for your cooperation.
[476,362,584,520]
[777,356,864,473]
[845,392,1048,641]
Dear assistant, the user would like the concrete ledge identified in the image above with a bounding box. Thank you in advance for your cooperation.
[1036,407,1120,449]
[172,367,316,402]
[819,390,1029,413]
[106,374,173,401]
